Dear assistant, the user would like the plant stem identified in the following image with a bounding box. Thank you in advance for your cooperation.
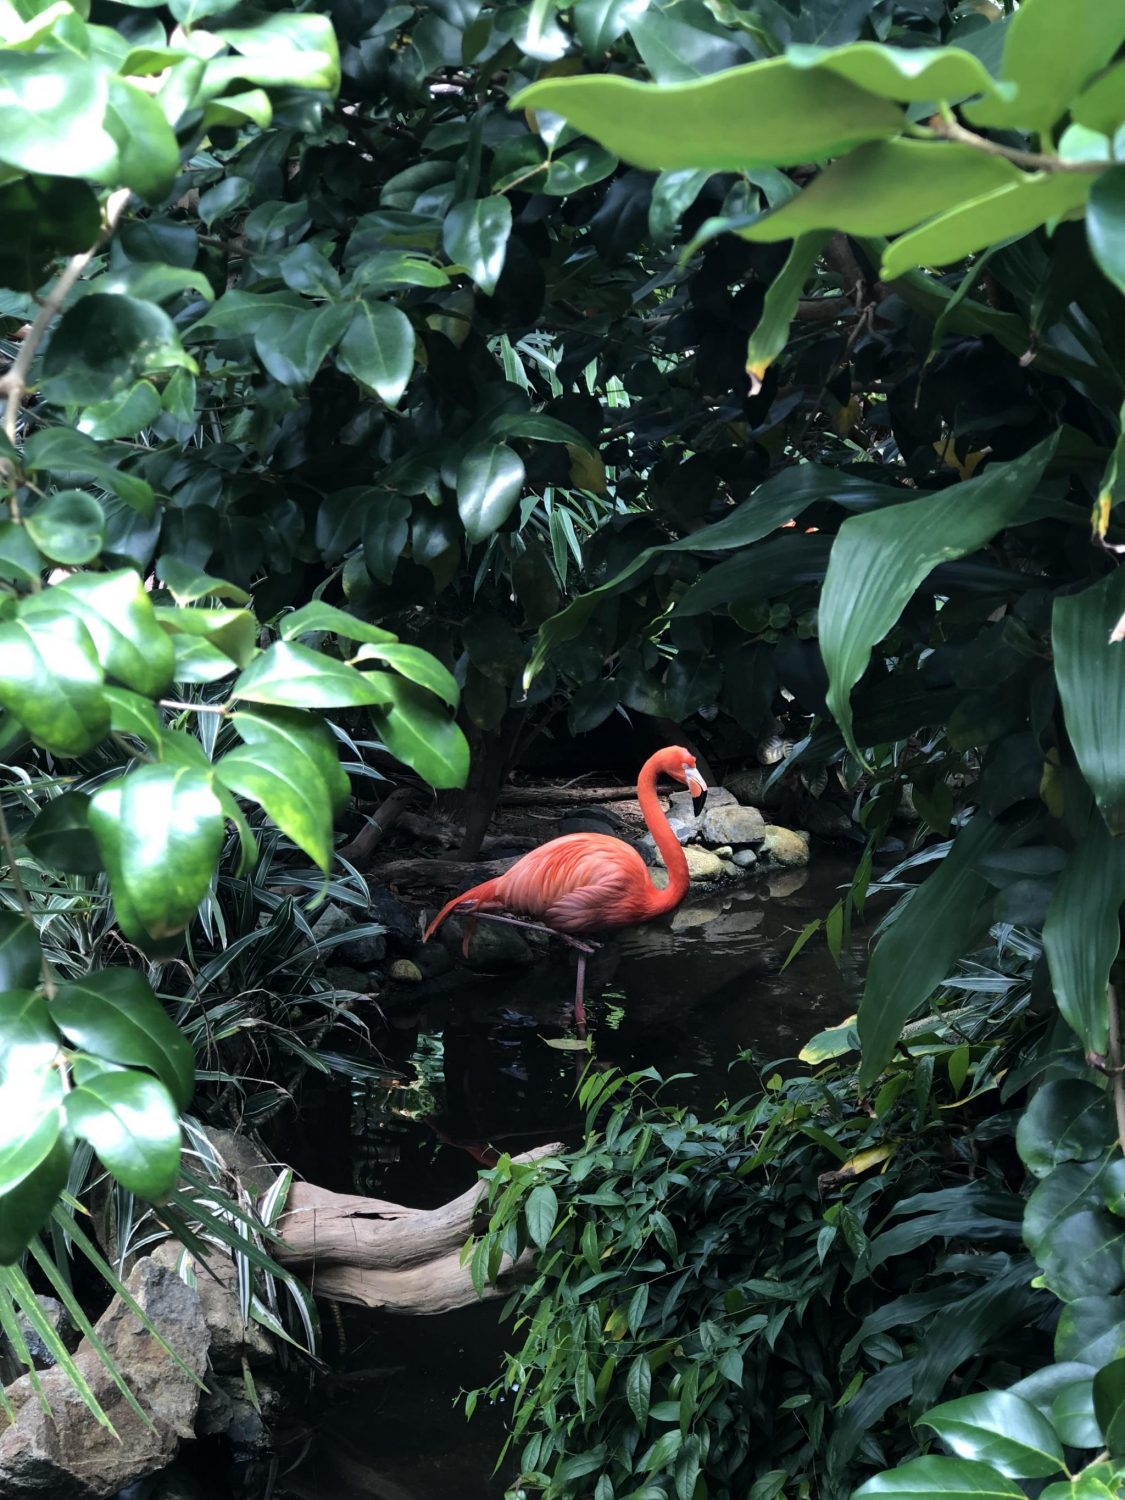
[1107,984,1125,1156]
[0,187,132,513]
[927,114,1107,174]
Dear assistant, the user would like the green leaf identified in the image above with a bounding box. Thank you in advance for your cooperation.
[513,59,903,172]
[853,1457,1026,1500]
[0,52,117,180]
[352,643,459,708]
[233,641,395,709]
[457,443,526,543]
[443,197,512,296]
[573,0,648,55]
[370,677,469,790]
[0,990,57,1080]
[1025,1162,1115,1259]
[65,1069,180,1200]
[21,569,174,698]
[0,1136,71,1265]
[217,706,348,873]
[1040,1475,1118,1500]
[363,492,412,584]
[1017,1081,1114,1179]
[335,299,415,407]
[156,605,257,665]
[1042,816,1125,1055]
[1088,168,1125,309]
[0,611,108,756]
[88,764,225,949]
[209,11,340,93]
[626,1355,652,1429]
[785,41,1009,105]
[24,490,104,565]
[738,141,1020,243]
[52,970,194,1111]
[0,914,40,991]
[24,791,102,875]
[281,601,396,646]
[1053,566,1125,836]
[745,231,828,395]
[1037,1209,1125,1302]
[1093,1357,1125,1456]
[42,295,196,405]
[821,436,1058,761]
[76,379,163,441]
[170,635,237,684]
[0,1065,63,1194]
[857,812,1014,1090]
[880,174,1093,280]
[1050,1378,1102,1450]
[1056,1297,1125,1368]
[525,1182,558,1250]
[156,557,252,606]
[103,76,180,202]
[197,175,252,228]
[541,144,618,196]
[254,303,350,386]
[0,519,43,583]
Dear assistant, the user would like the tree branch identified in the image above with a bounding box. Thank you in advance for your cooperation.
[927,115,1107,174]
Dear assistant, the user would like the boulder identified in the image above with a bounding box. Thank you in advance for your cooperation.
[0,1258,209,1498]
[0,1298,76,1383]
[152,1242,273,1373]
[670,900,726,930]
[311,902,387,967]
[684,846,725,882]
[732,848,758,869]
[802,800,858,841]
[700,803,766,848]
[761,826,810,867]
[462,919,536,970]
[725,769,787,812]
[667,784,737,831]
[389,959,423,983]
[366,889,416,944]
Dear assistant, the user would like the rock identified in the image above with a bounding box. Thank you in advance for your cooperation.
[684,846,724,881]
[0,1297,77,1383]
[311,902,386,967]
[670,900,726,930]
[719,859,739,878]
[802,800,857,840]
[767,868,809,898]
[196,1372,279,1458]
[761,826,810,867]
[142,1469,211,1500]
[412,941,452,979]
[725,769,787,812]
[700,803,766,848]
[194,1125,277,1200]
[667,784,736,830]
[366,888,415,944]
[0,1259,209,1498]
[896,784,921,823]
[732,848,758,869]
[151,1243,273,1373]
[324,963,373,994]
[462,920,535,971]
[389,959,423,983]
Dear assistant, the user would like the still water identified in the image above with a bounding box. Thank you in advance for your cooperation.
[276,854,866,1500]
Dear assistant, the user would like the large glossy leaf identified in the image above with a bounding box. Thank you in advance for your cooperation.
[104,76,180,203]
[335,299,415,406]
[155,605,258,666]
[0,990,58,1081]
[254,303,350,386]
[676,534,833,616]
[42,295,196,404]
[1025,1161,1116,1259]
[745,232,828,394]
[24,791,102,875]
[443,197,512,296]
[513,60,903,172]
[210,11,341,93]
[1037,1210,1125,1301]
[21,569,174,698]
[233,641,396,708]
[0,611,108,756]
[1087,167,1125,298]
[51,970,194,1111]
[853,1456,1025,1500]
[1042,815,1125,1054]
[856,812,1015,1089]
[0,1134,71,1265]
[65,1068,180,1200]
[820,436,1058,760]
[0,1065,63,1194]
[573,0,649,55]
[363,492,412,584]
[281,601,396,646]
[24,490,104,565]
[217,706,348,873]
[353,642,459,708]
[370,677,469,790]
[1053,566,1125,835]
[457,443,526,544]
[1017,1081,1114,1179]
[920,1391,1064,1479]
[0,914,41,992]
[1093,1357,1125,1456]
[0,52,117,180]
[1056,1297,1125,1368]
[785,41,1007,104]
[1050,1378,1102,1450]
[88,764,225,948]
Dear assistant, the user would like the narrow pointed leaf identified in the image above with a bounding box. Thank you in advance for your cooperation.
[1042,815,1125,1054]
[1053,565,1125,834]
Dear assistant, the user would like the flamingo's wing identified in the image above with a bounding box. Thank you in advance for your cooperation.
[494,834,652,934]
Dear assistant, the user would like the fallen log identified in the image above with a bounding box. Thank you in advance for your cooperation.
[275,1143,561,1313]
[373,855,516,892]
[498,785,639,806]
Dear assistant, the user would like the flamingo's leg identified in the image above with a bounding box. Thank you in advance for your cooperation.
[575,953,587,1036]
[461,914,479,958]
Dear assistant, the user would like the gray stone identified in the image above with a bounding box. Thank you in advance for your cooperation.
[684,845,724,881]
[802,800,857,840]
[462,919,536,970]
[718,860,740,879]
[367,889,415,943]
[732,848,758,869]
[311,902,386,967]
[389,958,423,983]
[196,1372,278,1458]
[712,845,733,858]
[761,826,810,867]
[194,1125,278,1200]
[152,1243,273,1373]
[725,768,787,812]
[412,941,452,979]
[324,964,374,994]
[667,784,736,831]
[0,1259,209,1497]
[700,803,766,848]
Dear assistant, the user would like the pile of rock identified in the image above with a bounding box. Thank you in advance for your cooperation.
[639,784,810,885]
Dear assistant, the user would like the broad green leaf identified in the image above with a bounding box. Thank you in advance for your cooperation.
[281,601,396,646]
[349,250,450,292]
[353,642,459,708]
[24,490,104,565]
[41,295,196,404]
[443,197,512,296]
[0,52,117,179]
[1056,1297,1125,1368]
[1053,565,1125,835]
[171,635,238,683]
[854,1457,1026,1500]
[738,141,1020,243]
[1040,1476,1118,1500]
[52,970,194,1111]
[1025,1162,1116,1258]
[1037,1210,1125,1301]
[513,59,903,171]
[21,569,174,698]
[76,379,163,441]
[363,492,412,584]
[278,241,342,299]
[1093,1357,1125,1456]
[254,303,350,386]
[820,436,1058,761]
[921,1392,1063,1480]
[525,1182,558,1250]
[857,812,1014,1090]
[568,678,619,734]
[0,611,108,756]
[66,1068,180,1199]
[217,706,348,872]
[785,42,1009,104]
[0,519,42,583]
[1017,1081,1114,1179]
[104,76,179,202]
[541,145,618,196]
[1088,167,1125,299]
[627,1355,652,1427]
[0,175,101,295]
[745,232,828,394]
[1073,63,1125,135]
[0,1065,63,1194]
[24,791,101,874]
[197,175,252,227]
[573,0,648,55]
[1042,816,1125,1055]
[233,641,395,709]
[0,913,40,991]
[0,991,57,1080]
[209,12,340,93]
[156,605,257,665]
[880,175,1092,280]
[0,1135,71,1265]
[336,299,415,406]
[156,558,252,606]
[457,443,526,543]
[370,677,469,790]
[1051,1378,1102,1449]
[88,764,224,948]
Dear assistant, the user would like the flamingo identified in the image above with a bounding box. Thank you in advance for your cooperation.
[422,746,708,1027]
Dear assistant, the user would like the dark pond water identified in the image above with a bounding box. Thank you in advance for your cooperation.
[270,854,867,1500]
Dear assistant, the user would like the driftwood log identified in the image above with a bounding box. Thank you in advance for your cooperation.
[275,1144,561,1313]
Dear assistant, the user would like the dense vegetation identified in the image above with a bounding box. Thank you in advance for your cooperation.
[0,0,1124,1494]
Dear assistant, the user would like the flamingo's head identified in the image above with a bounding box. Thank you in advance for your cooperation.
[662,745,708,817]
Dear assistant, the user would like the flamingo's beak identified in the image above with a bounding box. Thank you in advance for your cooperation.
[686,766,708,818]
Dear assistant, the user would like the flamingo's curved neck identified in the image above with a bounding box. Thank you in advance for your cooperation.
[637,754,690,916]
